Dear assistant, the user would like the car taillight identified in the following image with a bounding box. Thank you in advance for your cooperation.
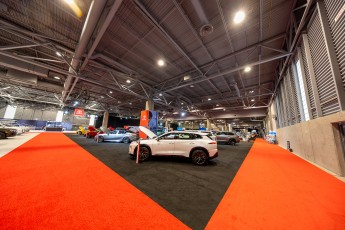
[208,141,217,144]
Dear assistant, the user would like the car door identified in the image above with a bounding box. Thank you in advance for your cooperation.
[152,133,176,155]
[216,132,227,143]
[173,133,195,157]
[105,131,118,140]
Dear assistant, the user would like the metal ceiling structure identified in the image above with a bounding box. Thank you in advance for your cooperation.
[0,0,315,120]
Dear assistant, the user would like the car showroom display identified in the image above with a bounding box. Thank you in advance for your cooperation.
[94,129,138,143]
[129,126,218,165]
[215,131,241,145]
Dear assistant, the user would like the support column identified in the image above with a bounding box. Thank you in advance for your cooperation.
[102,111,109,131]
[317,0,345,110]
[145,100,154,110]
[206,119,211,131]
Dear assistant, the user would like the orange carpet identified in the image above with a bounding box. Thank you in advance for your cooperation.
[0,133,189,230]
[206,139,345,230]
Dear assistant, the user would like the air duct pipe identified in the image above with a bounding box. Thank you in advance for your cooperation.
[62,0,107,101]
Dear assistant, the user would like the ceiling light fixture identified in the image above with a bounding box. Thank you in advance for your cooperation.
[216,104,219,106]
[251,99,255,102]
[181,112,186,116]
[208,98,211,101]
[109,91,113,94]
[56,51,62,57]
[126,79,131,83]
[157,59,165,66]
[54,76,60,80]
[234,10,245,24]
[244,66,251,72]
[159,93,163,96]
[249,90,254,93]
[190,85,195,88]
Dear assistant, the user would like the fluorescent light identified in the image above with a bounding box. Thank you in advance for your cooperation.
[244,66,251,72]
[157,59,165,66]
[234,11,245,24]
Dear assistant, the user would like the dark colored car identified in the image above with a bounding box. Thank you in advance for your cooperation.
[0,127,17,139]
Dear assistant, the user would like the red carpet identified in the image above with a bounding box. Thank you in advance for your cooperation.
[206,139,345,230]
[0,133,189,230]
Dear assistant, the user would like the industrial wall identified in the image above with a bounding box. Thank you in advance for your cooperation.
[266,1,345,176]
[0,106,90,126]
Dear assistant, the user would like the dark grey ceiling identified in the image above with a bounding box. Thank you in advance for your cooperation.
[0,0,308,120]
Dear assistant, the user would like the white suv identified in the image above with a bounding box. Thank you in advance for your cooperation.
[129,127,218,165]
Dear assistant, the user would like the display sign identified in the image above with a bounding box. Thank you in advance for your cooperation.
[139,110,149,139]
[74,108,84,117]
[139,110,158,139]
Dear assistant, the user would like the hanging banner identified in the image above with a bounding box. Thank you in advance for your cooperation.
[74,108,84,117]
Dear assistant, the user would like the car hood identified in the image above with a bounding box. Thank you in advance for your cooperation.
[139,126,156,139]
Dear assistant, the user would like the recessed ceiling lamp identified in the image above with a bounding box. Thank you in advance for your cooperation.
[157,59,165,66]
[109,91,113,94]
[183,75,191,81]
[244,66,251,72]
[126,79,131,83]
[64,0,82,17]
[56,51,62,57]
[159,93,163,96]
[251,99,255,102]
[181,102,184,105]
[54,76,60,80]
[234,10,245,24]
[208,98,211,101]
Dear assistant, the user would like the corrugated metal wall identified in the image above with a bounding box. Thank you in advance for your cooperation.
[307,10,340,116]
[272,2,344,128]
[324,0,345,90]
[300,42,318,119]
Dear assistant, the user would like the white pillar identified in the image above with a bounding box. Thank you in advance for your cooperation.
[145,100,154,110]
[102,111,109,131]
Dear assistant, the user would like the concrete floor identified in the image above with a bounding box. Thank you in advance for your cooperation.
[0,132,39,158]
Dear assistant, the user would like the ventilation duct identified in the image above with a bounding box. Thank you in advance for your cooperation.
[0,54,48,77]
[5,69,38,85]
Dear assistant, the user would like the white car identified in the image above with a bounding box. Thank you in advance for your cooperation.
[0,123,23,135]
[129,127,218,165]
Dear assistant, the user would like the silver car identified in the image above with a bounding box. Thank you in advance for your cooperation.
[94,130,138,143]
[216,131,240,145]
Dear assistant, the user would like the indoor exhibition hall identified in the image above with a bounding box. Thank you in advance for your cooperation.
[0,0,345,229]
